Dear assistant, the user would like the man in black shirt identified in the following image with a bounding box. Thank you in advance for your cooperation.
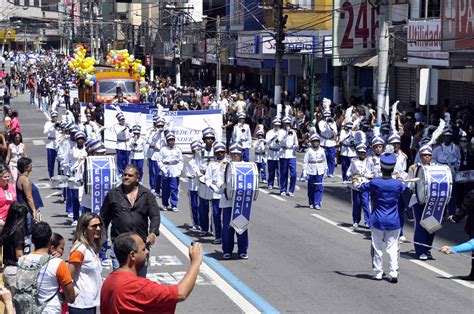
[100,164,161,277]
[222,105,238,151]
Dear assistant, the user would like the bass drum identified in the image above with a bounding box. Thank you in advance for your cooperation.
[224,162,259,201]
[415,165,453,204]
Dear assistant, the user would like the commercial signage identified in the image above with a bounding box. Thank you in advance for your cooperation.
[0,29,16,40]
[407,19,449,66]
[333,0,378,66]
[261,35,316,54]
[237,35,257,55]
[442,0,474,50]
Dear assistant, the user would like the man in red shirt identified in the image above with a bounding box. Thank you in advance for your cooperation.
[100,232,203,313]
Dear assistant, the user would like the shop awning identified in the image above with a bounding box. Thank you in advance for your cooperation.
[352,55,378,67]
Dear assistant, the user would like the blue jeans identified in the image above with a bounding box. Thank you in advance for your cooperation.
[341,156,352,182]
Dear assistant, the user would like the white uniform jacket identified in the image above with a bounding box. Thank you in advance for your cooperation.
[432,143,461,174]
[265,129,284,161]
[339,129,356,157]
[318,120,338,147]
[253,139,266,163]
[114,124,131,151]
[43,121,58,150]
[279,128,298,159]
[232,123,252,149]
[303,147,328,176]
[185,156,201,191]
[158,146,184,178]
[204,158,229,200]
[347,158,372,180]
[130,136,146,160]
[68,146,88,189]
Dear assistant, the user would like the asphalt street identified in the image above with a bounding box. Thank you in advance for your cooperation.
[10,93,473,313]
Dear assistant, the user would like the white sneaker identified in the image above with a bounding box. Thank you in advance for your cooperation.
[71,220,78,227]
[399,235,407,243]
[309,204,314,209]
[67,213,73,218]
[419,254,428,261]
[101,259,112,267]
[280,192,286,196]
[373,274,383,281]
[315,205,321,210]
[262,180,268,184]
[352,223,359,228]
[268,186,273,190]
[170,207,179,212]
[287,192,294,197]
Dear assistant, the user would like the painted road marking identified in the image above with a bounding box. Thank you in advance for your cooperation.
[160,216,278,313]
[258,188,269,194]
[45,191,62,198]
[311,213,473,289]
[311,213,357,235]
[32,140,45,146]
[149,255,183,267]
[160,223,261,312]
[270,195,287,202]
[36,183,51,189]
[147,271,215,286]
[408,259,474,289]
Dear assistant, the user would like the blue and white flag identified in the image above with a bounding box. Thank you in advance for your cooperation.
[420,168,452,233]
[86,156,117,213]
[229,162,259,234]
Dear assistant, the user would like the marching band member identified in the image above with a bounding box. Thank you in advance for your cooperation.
[432,129,461,215]
[63,123,79,217]
[204,141,228,245]
[253,129,267,183]
[339,121,356,182]
[318,111,338,177]
[388,133,409,241]
[43,110,59,179]
[158,131,184,212]
[279,116,298,196]
[368,137,385,178]
[149,118,166,196]
[347,144,372,228]
[356,153,409,283]
[387,133,408,179]
[219,143,249,260]
[130,125,145,182]
[408,144,437,260]
[145,115,159,194]
[303,133,328,210]
[113,112,131,176]
[186,141,202,230]
[83,110,102,140]
[68,130,88,227]
[265,118,282,190]
[232,112,252,161]
[198,127,216,236]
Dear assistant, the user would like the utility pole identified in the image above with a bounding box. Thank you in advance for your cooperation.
[216,15,222,99]
[89,0,94,60]
[376,0,389,124]
[309,55,315,125]
[175,13,182,88]
[274,0,284,105]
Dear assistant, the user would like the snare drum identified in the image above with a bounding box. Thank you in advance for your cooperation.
[51,175,68,188]
[415,165,453,204]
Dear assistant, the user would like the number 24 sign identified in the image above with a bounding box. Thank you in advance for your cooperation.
[336,0,378,50]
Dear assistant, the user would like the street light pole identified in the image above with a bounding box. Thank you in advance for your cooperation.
[175,14,182,88]
[216,15,222,98]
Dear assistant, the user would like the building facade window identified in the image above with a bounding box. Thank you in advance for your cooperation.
[293,0,312,10]
[420,0,441,18]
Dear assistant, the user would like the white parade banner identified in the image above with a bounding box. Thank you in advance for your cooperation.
[101,104,223,153]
